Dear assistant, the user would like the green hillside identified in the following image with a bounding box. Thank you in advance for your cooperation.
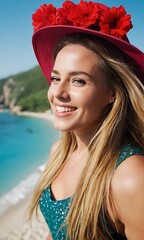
[0,66,51,112]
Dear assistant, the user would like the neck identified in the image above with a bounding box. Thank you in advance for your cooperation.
[74,127,98,153]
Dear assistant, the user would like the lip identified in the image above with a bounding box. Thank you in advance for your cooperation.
[53,104,77,117]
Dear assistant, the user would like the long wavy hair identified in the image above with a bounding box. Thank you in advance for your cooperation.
[28,33,144,239]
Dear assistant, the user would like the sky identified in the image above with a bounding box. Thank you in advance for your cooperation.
[0,0,144,79]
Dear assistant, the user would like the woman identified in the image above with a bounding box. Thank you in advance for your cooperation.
[29,1,144,239]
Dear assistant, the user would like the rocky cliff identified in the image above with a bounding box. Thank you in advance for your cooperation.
[0,66,50,112]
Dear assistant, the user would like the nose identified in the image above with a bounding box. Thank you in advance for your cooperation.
[50,81,70,100]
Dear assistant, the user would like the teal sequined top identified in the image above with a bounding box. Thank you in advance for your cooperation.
[39,144,144,240]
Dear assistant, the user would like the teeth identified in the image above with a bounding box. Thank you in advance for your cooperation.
[56,106,75,113]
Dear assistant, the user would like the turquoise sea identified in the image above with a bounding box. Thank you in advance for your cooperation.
[0,110,59,215]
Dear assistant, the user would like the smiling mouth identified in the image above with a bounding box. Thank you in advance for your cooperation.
[55,106,77,113]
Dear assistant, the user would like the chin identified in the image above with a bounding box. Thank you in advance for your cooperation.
[54,124,69,132]
[54,125,71,132]
[53,122,76,132]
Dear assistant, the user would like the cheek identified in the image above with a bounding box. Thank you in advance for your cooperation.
[47,86,52,102]
[83,90,109,110]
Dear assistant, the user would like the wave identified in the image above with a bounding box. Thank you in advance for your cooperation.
[0,164,46,216]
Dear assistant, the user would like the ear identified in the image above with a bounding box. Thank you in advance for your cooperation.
[109,90,115,104]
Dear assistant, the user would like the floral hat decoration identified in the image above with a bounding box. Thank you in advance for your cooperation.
[32,0,144,83]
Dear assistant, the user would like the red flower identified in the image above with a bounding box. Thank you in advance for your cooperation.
[100,5,133,39]
[32,4,57,31]
[32,1,133,41]
[56,1,76,25]
[67,1,101,27]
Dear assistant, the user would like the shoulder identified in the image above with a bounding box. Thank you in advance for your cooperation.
[113,154,144,194]
[114,144,144,192]
[111,154,144,238]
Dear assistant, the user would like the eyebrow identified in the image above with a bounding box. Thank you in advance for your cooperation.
[51,70,93,79]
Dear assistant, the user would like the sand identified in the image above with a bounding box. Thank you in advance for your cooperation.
[0,192,50,240]
[15,109,54,122]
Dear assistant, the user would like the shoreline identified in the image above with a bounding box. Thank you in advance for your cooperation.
[0,192,49,239]
[0,108,54,122]
[0,164,49,239]
[13,109,54,122]
[0,165,45,216]
[0,109,53,239]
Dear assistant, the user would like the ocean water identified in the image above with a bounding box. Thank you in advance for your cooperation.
[0,111,59,215]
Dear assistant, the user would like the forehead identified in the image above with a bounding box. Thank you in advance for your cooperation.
[54,44,100,72]
[52,44,107,85]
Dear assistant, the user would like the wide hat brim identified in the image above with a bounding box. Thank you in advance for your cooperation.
[32,25,144,83]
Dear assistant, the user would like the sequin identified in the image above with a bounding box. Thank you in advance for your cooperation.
[40,144,144,239]
[40,187,72,239]
[116,143,144,168]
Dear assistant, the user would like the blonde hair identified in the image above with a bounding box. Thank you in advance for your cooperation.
[28,34,144,239]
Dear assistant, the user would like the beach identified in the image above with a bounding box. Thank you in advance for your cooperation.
[0,192,49,240]
[14,109,54,122]
[0,110,55,240]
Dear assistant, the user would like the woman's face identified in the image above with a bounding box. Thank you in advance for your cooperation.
[48,44,114,134]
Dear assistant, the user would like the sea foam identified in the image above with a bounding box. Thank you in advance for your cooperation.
[0,164,46,216]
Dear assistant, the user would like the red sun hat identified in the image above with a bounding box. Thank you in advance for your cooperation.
[32,0,144,83]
